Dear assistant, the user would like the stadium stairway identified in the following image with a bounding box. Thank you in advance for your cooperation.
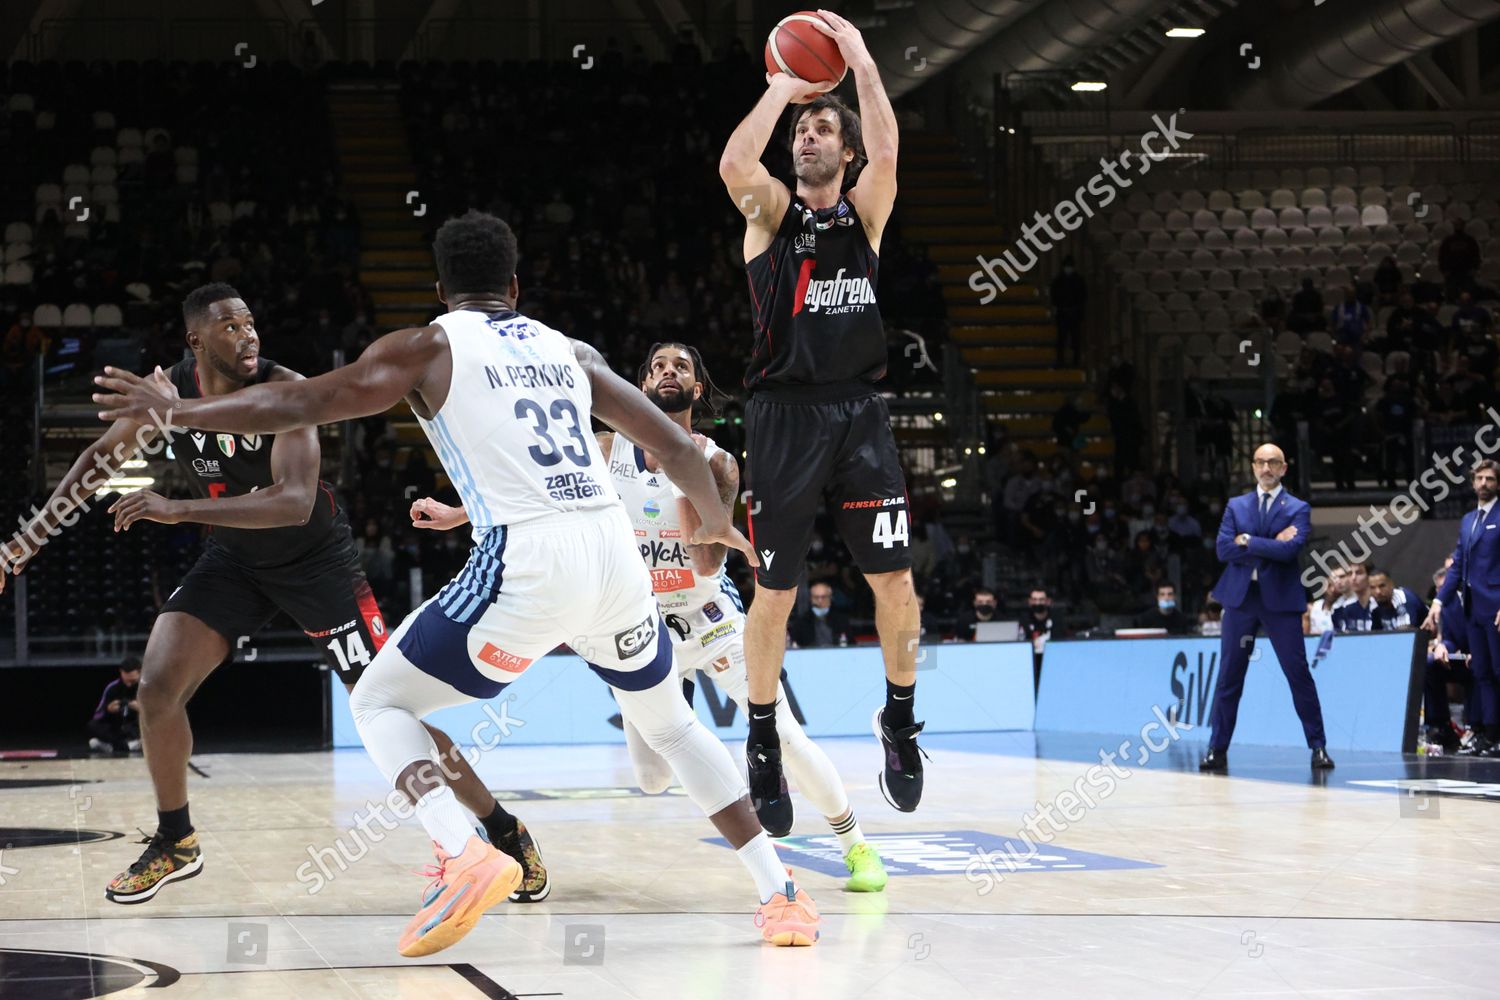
[328,84,437,333]
[902,134,1109,460]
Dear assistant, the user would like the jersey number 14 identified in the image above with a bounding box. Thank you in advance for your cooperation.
[872,510,909,549]
[326,631,372,672]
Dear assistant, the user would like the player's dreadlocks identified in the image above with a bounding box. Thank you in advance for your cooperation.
[637,341,727,418]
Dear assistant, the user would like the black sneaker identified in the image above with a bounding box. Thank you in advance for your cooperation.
[496,820,550,903]
[873,707,929,812]
[746,742,793,837]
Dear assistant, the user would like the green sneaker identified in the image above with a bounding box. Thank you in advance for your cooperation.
[843,842,888,892]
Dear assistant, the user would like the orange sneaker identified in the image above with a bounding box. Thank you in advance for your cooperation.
[397,836,522,957]
[754,875,821,946]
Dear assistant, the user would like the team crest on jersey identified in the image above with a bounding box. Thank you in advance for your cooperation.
[242,434,263,452]
[370,615,384,637]
[191,432,206,452]
[643,499,661,520]
[703,601,723,623]
[216,434,236,458]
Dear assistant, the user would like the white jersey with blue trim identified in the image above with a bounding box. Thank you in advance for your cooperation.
[420,307,617,538]
[606,431,743,620]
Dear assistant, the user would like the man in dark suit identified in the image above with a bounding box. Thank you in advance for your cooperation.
[1201,443,1334,772]
[789,581,851,648]
[1423,460,1500,756]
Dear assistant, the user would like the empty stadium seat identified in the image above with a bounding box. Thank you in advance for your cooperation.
[1221,208,1249,230]
[1309,246,1338,267]
[63,303,93,327]
[63,164,90,185]
[1174,230,1201,251]
[1148,230,1174,252]
[1192,209,1218,231]
[1148,270,1174,293]
[1280,168,1305,189]
[1250,206,1278,230]
[1358,165,1385,187]
[1318,227,1346,247]
[90,145,117,167]
[1253,169,1280,190]
[1374,224,1402,244]
[1270,188,1297,210]
[1203,228,1231,251]
[1289,226,1317,248]
[1330,186,1358,208]
[1120,230,1146,252]
[1239,190,1266,211]
[1138,211,1164,231]
[1249,248,1277,270]
[5,241,30,263]
[1305,205,1332,228]
[1307,331,1334,352]
[1190,248,1217,270]
[1221,248,1247,269]
[1127,191,1152,213]
[1180,190,1206,213]
[34,304,63,326]
[2,262,33,285]
[1208,269,1234,291]
[1198,355,1229,378]
[1333,166,1359,187]
[1148,191,1175,213]
[1208,190,1234,212]
[1163,250,1189,271]
[1306,167,1331,187]
[1165,209,1191,232]
[1262,227,1289,249]
[1346,225,1373,245]
[1185,333,1214,356]
[1232,228,1259,250]
[94,304,123,327]
[1179,270,1205,292]
[1332,205,1360,227]
[1300,188,1328,209]
[1360,186,1388,207]
[1279,206,1307,228]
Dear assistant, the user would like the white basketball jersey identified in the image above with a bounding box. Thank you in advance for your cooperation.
[607,431,732,615]
[420,308,617,538]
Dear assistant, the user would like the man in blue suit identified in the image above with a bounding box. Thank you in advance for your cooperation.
[1201,443,1334,771]
[1422,460,1500,757]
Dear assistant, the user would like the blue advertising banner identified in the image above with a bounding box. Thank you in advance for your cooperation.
[1033,631,1417,752]
[330,641,1035,748]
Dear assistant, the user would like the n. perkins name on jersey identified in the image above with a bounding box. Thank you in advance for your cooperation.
[793,265,876,316]
[484,363,577,389]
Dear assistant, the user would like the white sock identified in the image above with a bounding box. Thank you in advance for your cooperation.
[829,810,864,854]
[736,832,792,903]
[414,785,479,858]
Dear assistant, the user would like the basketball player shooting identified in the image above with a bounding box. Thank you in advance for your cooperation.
[719,8,925,838]
[1,284,544,908]
[94,211,823,953]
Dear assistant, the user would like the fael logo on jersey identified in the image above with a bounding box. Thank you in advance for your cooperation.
[614,614,657,660]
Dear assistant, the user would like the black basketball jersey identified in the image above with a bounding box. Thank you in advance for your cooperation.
[743,194,887,397]
[165,357,345,568]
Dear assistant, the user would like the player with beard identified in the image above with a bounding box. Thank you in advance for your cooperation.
[718,9,924,837]
[411,342,889,890]
[0,282,547,905]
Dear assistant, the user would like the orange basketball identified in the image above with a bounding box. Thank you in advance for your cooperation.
[764,11,846,85]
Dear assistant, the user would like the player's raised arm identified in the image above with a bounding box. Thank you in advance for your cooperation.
[93,326,449,435]
[572,339,757,568]
[812,10,897,241]
[110,367,322,533]
[719,75,819,252]
[678,448,740,576]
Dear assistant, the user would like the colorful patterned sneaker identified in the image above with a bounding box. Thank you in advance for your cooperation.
[497,821,550,903]
[755,875,821,946]
[105,829,203,904]
[873,707,929,813]
[843,842,888,893]
[398,836,521,958]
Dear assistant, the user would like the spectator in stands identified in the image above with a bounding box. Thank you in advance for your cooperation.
[87,655,142,754]
[1329,286,1372,350]
[1373,255,1402,307]
[1132,583,1192,634]
[1439,218,1481,300]
[1001,453,1042,544]
[1310,376,1361,490]
[1374,375,1419,486]
[1050,256,1087,367]
[1166,496,1203,547]
[1051,394,1089,451]
[1305,567,1350,634]
[1288,277,1326,333]
[1107,381,1143,477]
[1452,290,1493,339]
[789,582,851,648]
[1124,530,1167,598]
[1198,596,1223,636]
[955,587,1000,642]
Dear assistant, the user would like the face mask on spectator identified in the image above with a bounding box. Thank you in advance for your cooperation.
[1028,602,1048,615]
[974,601,996,619]
[1159,598,1177,612]
[811,605,829,618]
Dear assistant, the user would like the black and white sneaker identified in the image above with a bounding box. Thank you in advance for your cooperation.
[746,742,793,837]
[497,820,550,903]
[873,708,929,812]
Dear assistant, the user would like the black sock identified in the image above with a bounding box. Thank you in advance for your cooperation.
[747,700,780,749]
[158,804,192,841]
[885,680,916,730]
[479,801,519,842]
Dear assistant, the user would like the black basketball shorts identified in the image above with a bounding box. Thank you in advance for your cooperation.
[743,391,912,591]
[161,537,390,683]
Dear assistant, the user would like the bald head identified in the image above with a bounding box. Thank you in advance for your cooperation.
[1251,443,1286,490]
